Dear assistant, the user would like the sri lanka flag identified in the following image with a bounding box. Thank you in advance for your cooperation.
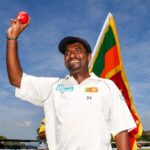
[89,13,142,150]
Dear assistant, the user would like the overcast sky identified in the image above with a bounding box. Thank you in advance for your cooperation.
[0,0,150,139]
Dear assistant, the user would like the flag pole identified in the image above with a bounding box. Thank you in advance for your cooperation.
[89,12,113,68]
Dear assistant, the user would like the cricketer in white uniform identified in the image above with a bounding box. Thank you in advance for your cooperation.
[6,17,136,150]
[16,72,136,150]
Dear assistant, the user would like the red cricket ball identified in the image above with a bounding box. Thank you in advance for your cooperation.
[17,11,29,24]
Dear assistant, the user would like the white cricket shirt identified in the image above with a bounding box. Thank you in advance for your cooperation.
[16,73,136,150]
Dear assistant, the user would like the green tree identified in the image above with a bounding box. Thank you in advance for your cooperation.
[0,135,7,140]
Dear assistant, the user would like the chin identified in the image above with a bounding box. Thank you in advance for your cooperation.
[69,68,81,75]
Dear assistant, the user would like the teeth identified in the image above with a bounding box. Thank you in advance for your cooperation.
[70,59,79,64]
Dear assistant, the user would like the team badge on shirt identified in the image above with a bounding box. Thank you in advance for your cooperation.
[84,87,98,92]
[56,84,74,92]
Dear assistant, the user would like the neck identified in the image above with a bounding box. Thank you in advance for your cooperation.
[71,71,90,84]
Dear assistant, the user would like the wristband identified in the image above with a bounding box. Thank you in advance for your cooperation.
[7,36,18,40]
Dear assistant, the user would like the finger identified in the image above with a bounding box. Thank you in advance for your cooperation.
[16,18,20,24]
[10,19,14,26]
[27,17,30,24]
[13,19,17,23]
[11,19,17,24]
[7,27,12,35]
[17,15,21,20]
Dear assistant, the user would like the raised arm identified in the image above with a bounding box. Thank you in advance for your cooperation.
[115,130,131,150]
[6,17,30,88]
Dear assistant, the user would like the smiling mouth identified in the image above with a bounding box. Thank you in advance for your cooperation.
[69,59,80,65]
[66,59,81,72]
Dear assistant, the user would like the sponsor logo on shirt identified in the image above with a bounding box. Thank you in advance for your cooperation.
[56,84,74,92]
[84,87,98,92]
[86,96,92,100]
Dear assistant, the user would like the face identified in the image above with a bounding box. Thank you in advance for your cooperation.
[64,42,91,75]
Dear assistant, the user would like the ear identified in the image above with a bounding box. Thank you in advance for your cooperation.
[88,53,92,62]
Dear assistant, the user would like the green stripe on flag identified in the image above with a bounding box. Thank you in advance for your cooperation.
[92,26,116,76]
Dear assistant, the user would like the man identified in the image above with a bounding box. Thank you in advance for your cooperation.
[6,17,136,150]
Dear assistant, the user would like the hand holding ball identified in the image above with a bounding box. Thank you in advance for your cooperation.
[17,11,29,24]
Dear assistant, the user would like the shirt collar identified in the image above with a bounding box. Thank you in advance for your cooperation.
[65,72,98,85]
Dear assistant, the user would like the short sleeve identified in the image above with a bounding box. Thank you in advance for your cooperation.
[15,73,59,106]
[109,81,136,136]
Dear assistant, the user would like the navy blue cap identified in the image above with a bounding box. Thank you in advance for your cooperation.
[58,36,92,54]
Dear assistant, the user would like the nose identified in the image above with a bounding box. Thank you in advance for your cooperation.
[70,51,76,58]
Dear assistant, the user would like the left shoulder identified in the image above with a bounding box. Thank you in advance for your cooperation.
[90,72,116,86]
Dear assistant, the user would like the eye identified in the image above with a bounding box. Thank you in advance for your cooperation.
[64,50,70,56]
[75,47,81,52]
